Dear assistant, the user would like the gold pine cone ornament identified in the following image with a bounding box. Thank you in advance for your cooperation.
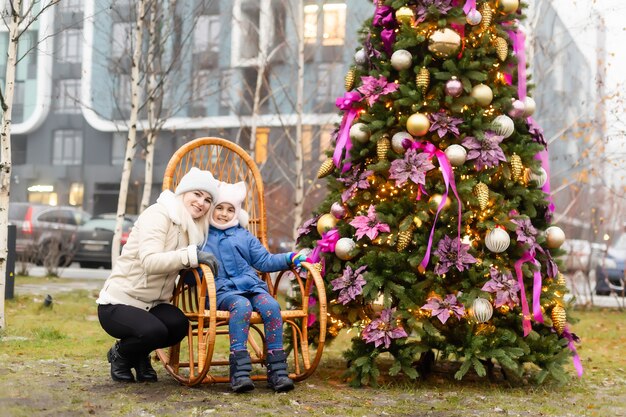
[396,223,416,252]
[494,37,508,61]
[377,136,391,161]
[416,67,430,95]
[345,67,356,91]
[510,153,523,181]
[551,305,567,335]
[474,182,490,210]
[317,159,335,179]
[480,3,493,30]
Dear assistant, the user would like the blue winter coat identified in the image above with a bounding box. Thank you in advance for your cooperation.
[201,225,291,309]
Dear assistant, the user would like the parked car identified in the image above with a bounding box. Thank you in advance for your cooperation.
[595,233,626,295]
[9,202,91,266]
[72,214,136,269]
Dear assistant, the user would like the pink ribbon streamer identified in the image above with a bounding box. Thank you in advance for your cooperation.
[333,109,357,173]
[514,250,545,336]
[410,141,463,270]
[507,28,527,100]
[463,0,476,14]
[308,228,340,276]
[563,326,584,377]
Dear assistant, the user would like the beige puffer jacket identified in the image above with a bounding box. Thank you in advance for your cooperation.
[96,191,201,311]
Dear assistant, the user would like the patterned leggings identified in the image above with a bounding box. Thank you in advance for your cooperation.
[219,292,283,351]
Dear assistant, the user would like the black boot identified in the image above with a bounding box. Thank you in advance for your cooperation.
[229,350,255,393]
[266,350,294,392]
[107,342,135,383]
[134,354,158,382]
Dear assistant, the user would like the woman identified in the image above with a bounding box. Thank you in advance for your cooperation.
[97,167,219,382]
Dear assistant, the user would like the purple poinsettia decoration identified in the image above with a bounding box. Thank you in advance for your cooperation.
[415,0,454,23]
[296,214,321,244]
[428,111,463,139]
[527,119,547,147]
[337,167,373,203]
[362,308,408,349]
[433,235,477,275]
[462,131,507,171]
[350,205,390,241]
[331,265,367,305]
[389,148,436,187]
[512,217,538,247]
[481,267,520,309]
[357,75,399,107]
[421,293,465,324]
[543,249,559,278]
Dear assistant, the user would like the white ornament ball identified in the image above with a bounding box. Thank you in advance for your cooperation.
[390,49,413,71]
[471,298,494,323]
[485,227,511,253]
[499,0,520,13]
[349,123,371,143]
[391,131,412,154]
[444,144,467,167]
[354,49,367,65]
[330,202,347,219]
[508,99,526,118]
[524,167,548,188]
[491,115,515,138]
[471,84,493,106]
[466,8,482,25]
[523,96,536,117]
[335,237,356,260]
[545,226,565,249]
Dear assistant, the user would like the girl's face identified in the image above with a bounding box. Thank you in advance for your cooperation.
[212,203,236,225]
[183,190,213,219]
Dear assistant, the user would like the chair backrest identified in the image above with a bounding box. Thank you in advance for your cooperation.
[163,137,267,247]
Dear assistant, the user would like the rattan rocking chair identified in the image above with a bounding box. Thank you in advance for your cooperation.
[154,137,327,386]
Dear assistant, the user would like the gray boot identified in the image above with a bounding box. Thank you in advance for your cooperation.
[266,350,294,392]
[229,350,255,393]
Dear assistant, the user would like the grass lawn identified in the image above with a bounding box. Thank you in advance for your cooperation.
[0,286,625,417]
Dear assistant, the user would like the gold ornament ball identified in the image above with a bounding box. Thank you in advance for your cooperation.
[545,226,566,249]
[317,213,338,235]
[499,0,520,14]
[471,84,493,106]
[428,28,462,58]
[406,113,430,136]
[370,292,386,314]
[428,194,452,214]
[471,298,494,323]
[395,6,415,24]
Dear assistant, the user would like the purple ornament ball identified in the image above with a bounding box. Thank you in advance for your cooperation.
[508,99,526,118]
[330,202,347,219]
[445,77,463,97]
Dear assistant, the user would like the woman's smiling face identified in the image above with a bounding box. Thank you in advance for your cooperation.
[182,190,213,219]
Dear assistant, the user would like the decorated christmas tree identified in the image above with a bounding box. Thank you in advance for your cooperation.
[296,0,582,386]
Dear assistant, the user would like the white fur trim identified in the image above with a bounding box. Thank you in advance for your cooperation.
[156,190,181,224]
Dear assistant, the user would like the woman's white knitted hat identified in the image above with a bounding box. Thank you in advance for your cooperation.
[174,167,218,199]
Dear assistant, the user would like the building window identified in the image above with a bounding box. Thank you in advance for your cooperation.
[115,73,132,114]
[219,69,233,108]
[69,183,84,206]
[61,0,83,11]
[194,15,220,54]
[53,130,83,165]
[59,29,82,64]
[303,2,346,46]
[319,125,334,161]
[301,125,313,161]
[316,63,343,103]
[232,0,282,66]
[112,132,126,165]
[111,22,132,60]
[55,79,81,114]
[254,127,270,164]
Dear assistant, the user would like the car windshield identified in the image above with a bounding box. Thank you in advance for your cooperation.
[82,219,133,232]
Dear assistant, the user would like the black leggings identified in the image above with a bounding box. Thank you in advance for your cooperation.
[98,303,188,358]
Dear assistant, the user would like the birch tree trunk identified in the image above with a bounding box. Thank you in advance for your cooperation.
[140,0,160,212]
[0,0,22,330]
[291,0,305,241]
[112,0,146,264]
